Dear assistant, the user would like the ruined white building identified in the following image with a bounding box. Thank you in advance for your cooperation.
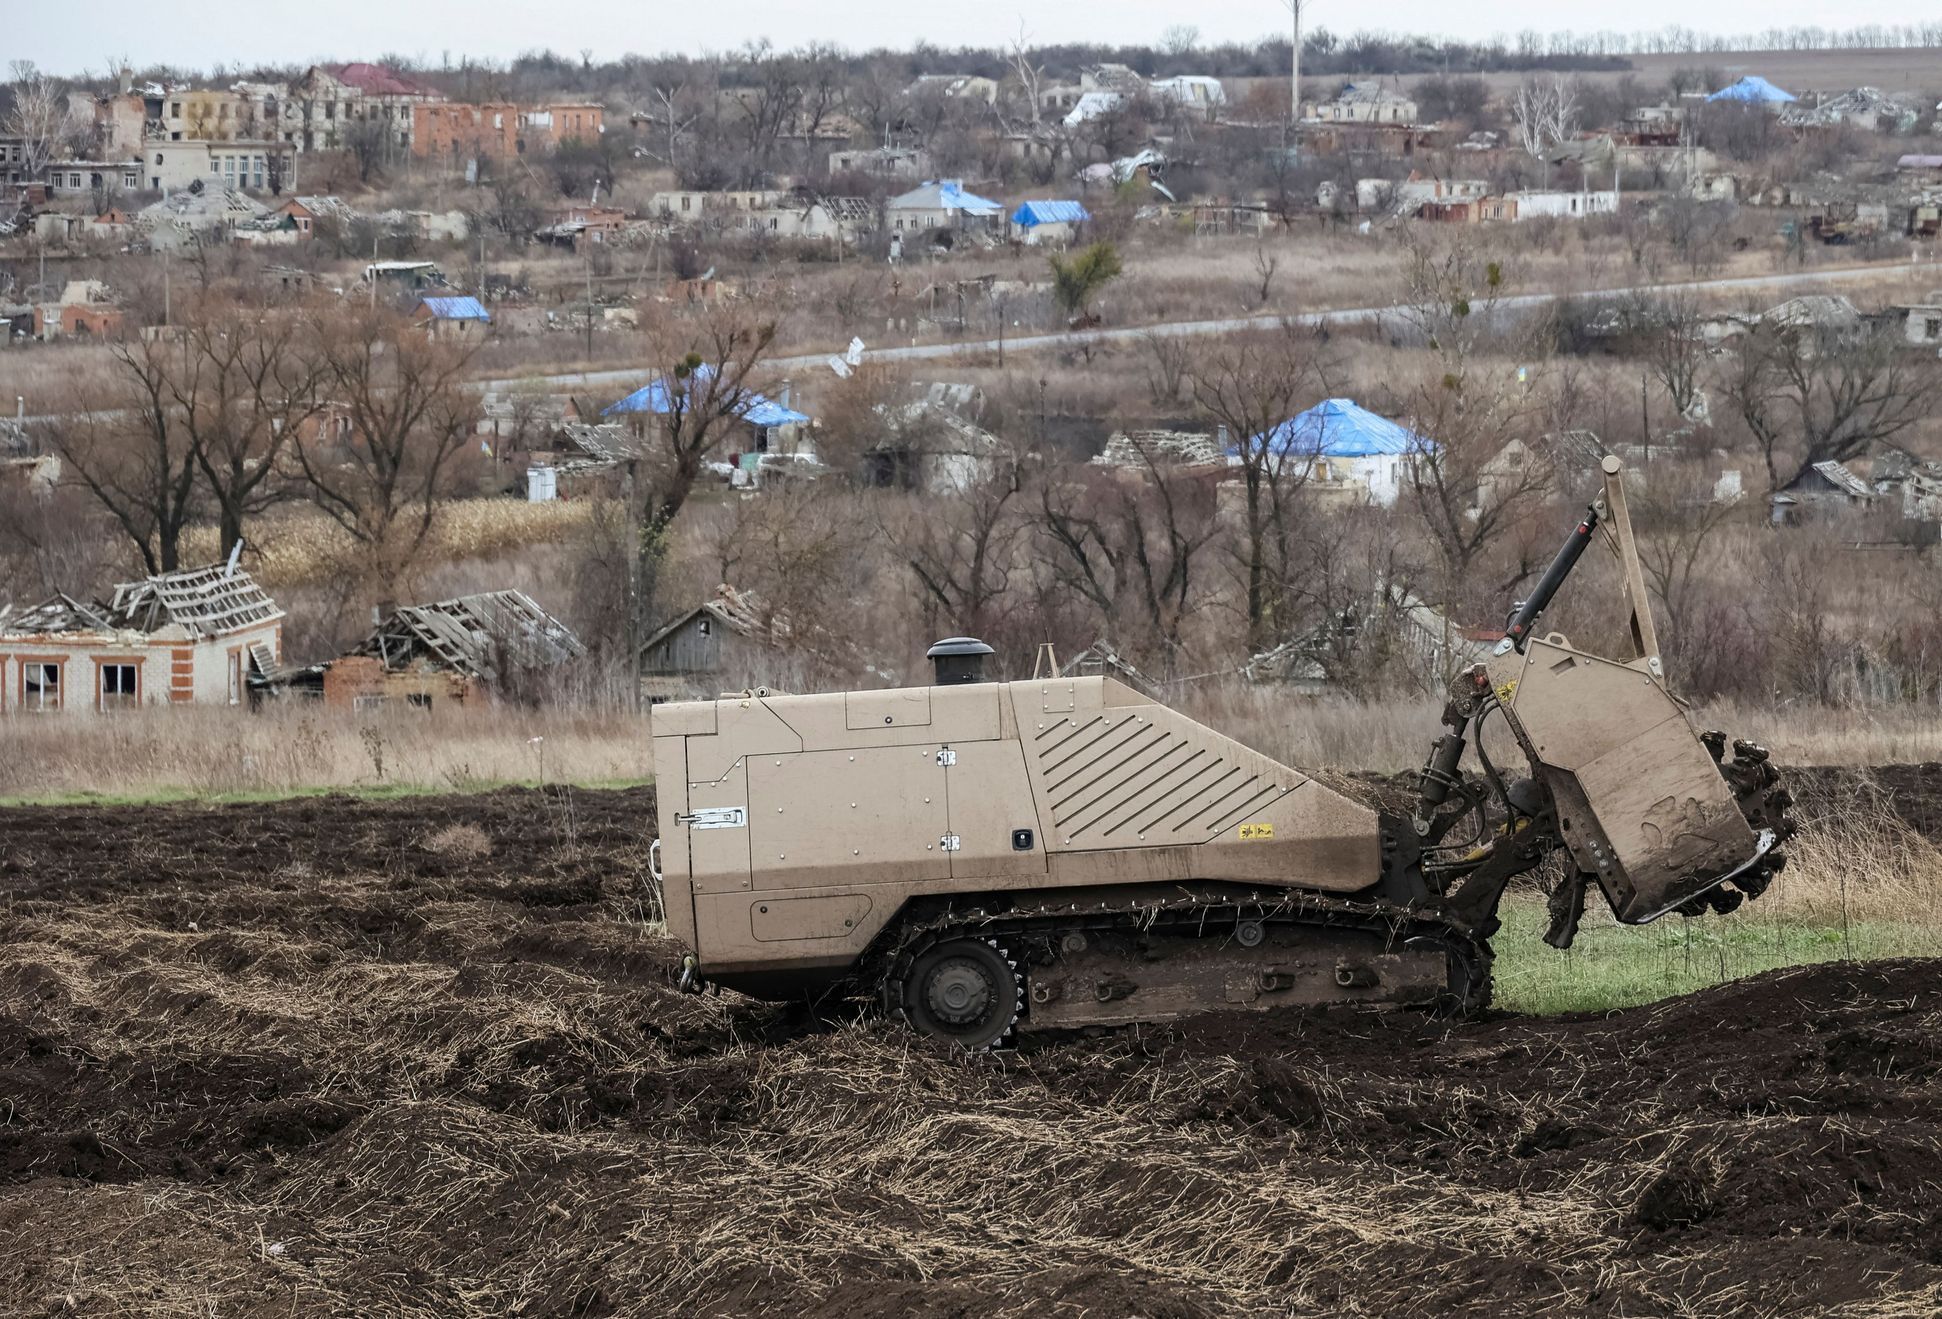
[0,561,283,714]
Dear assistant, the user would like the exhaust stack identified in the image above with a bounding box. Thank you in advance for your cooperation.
[926,636,994,685]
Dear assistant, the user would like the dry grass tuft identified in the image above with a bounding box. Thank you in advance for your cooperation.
[423,822,493,861]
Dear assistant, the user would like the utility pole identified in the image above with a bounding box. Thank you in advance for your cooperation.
[622,457,642,714]
[1289,0,1303,124]
[583,243,594,362]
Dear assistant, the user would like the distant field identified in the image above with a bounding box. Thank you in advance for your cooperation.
[1244,46,1942,100]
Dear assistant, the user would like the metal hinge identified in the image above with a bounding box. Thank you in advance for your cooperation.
[939,834,961,852]
[677,806,747,830]
[936,747,957,766]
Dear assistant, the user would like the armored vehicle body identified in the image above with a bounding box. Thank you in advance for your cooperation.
[650,460,1792,1046]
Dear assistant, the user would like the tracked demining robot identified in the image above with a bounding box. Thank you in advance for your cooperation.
[649,457,1795,1046]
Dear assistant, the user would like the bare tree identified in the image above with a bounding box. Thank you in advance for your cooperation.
[42,347,204,574]
[1636,292,1708,419]
[1006,25,1047,130]
[732,40,805,170]
[1724,321,1940,494]
[1251,245,1280,307]
[642,81,703,172]
[1657,196,1736,276]
[1035,454,1221,670]
[891,462,1025,642]
[295,308,483,591]
[627,308,782,540]
[1140,331,1191,405]
[5,62,70,181]
[74,303,331,560]
[1510,75,1577,187]
[1634,467,1742,649]
[1396,235,1553,599]
[1190,321,1335,649]
[342,115,390,185]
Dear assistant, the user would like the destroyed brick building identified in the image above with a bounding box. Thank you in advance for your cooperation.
[261,591,584,710]
[0,561,283,714]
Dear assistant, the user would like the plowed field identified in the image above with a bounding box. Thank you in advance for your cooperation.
[4,783,1941,1317]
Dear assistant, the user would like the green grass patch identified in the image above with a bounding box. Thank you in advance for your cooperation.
[1492,893,1942,1016]
[0,777,653,809]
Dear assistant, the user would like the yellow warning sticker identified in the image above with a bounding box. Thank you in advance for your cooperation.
[1495,679,1518,705]
[1238,822,1275,841]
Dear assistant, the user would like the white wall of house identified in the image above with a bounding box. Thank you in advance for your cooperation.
[1510,190,1620,220]
[0,620,280,715]
[887,205,951,231]
[1014,220,1081,246]
[1330,454,1415,507]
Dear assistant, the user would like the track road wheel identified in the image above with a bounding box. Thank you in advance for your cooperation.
[901,938,1021,1051]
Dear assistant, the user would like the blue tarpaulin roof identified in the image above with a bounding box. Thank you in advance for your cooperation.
[1706,76,1796,104]
[602,366,809,427]
[418,295,490,321]
[1011,200,1092,226]
[1246,399,1437,458]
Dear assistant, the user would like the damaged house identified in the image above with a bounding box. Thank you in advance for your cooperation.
[0,561,283,714]
[639,585,789,702]
[858,397,1010,493]
[639,585,895,701]
[263,591,583,709]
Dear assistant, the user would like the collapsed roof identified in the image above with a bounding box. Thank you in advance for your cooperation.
[108,563,283,638]
[353,590,584,681]
[1,562,282,640]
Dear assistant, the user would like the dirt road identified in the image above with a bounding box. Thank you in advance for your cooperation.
[3,785,1940,1316]
[482,257,1942,399]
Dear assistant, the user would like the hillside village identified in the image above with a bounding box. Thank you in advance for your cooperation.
[3,34,1942,719]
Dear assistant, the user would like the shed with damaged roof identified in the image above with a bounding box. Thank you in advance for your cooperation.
[637,585,792,702]
[1770,460,1875,524]
[638,585,895,701]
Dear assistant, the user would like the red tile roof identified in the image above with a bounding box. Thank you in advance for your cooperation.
[326,63,437,97]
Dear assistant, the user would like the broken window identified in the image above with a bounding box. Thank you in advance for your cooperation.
[100,663,137,710]
[406,692,432,709]
[354,694,388,712]
[23,661,60,712]
[227,650,243,704]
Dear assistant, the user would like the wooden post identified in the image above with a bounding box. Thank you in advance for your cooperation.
[1599,455,1661,665]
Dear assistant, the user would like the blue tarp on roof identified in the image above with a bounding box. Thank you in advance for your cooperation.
[1706,76,1796,104]
[1246,398,1437,458]
[1011,200,1092,227]
[602,366,809,427]
[418,295,490,321]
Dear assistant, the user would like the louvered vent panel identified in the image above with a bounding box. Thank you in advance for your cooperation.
[1030,704,1295,851]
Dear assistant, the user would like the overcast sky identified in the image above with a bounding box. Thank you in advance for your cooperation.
[16,0,1925,75]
